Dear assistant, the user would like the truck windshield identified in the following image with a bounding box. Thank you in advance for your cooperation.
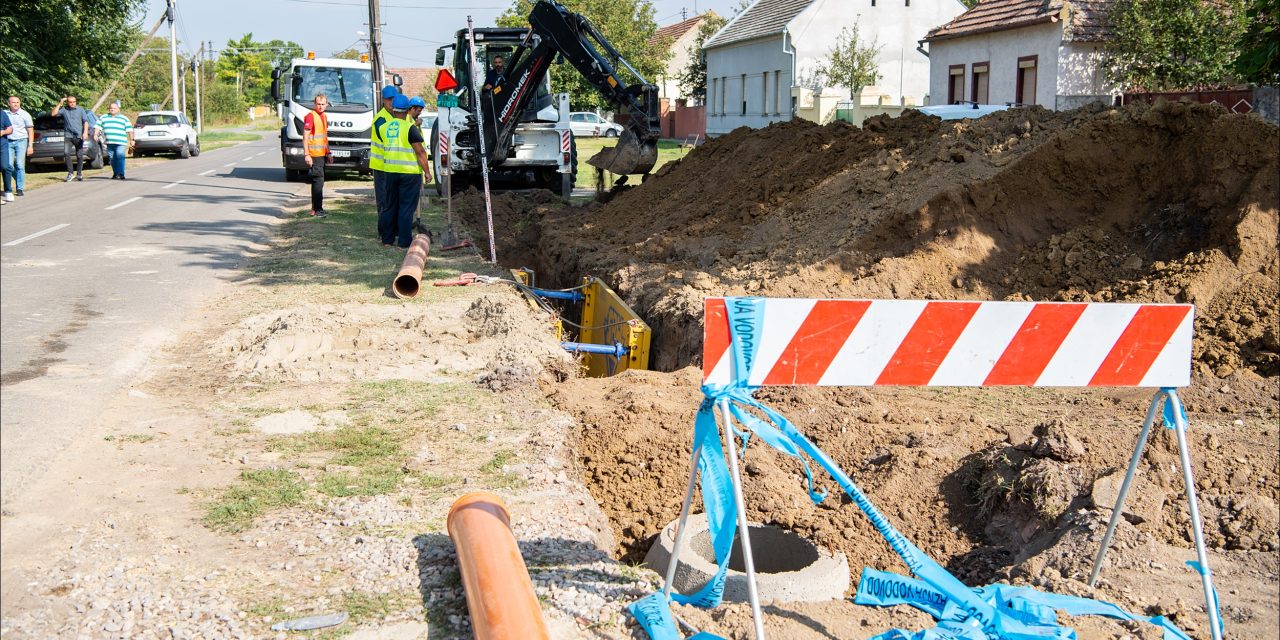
[292,66,374,109]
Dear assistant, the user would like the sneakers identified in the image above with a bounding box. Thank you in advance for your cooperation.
[2,192,12,202]
[309,210,327,218]
[16,189,24,196]
[64,174,74,182]
[75,175,83,182]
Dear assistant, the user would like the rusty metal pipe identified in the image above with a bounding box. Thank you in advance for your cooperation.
[447,492,549,640]
[391,233,431,299]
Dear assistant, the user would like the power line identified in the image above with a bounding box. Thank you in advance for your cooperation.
[280,0,503,8]
[380,29,448,45]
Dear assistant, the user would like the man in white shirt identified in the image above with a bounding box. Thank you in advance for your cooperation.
[3,95,34,199]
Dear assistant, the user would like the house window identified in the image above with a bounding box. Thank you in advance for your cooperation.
[710,78,718,113]
[905,0,910,5]
[1016,55,1038,105]
[774,70,782,114]
[720,76,727,114]
[741,74,747,116]
[871,0,876,6]
[971,62,989,104]
[762,73,769,115]
[948,64,965,104]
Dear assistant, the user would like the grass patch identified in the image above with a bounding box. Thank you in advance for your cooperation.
[573,138,684,190]
[203,469,306,532]
[267,425,402,466]
[244,596,286,620]
[316,464,405,497]
[201,130,262,152]
[104,433,155,444]
[480,449,515,473]
[343,590,414,623]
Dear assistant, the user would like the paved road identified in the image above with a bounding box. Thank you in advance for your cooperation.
[0,137,302,505]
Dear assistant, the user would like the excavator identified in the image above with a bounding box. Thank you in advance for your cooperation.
[432,0,660,196]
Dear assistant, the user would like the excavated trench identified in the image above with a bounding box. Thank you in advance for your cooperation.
[455,101,1280,634]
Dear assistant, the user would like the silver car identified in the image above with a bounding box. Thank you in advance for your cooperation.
[568,112,622,138]
[133,111,200,158]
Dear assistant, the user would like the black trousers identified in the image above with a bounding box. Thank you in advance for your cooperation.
[309,156,326,212]
[379,172,421,247]
[63,138,84,175]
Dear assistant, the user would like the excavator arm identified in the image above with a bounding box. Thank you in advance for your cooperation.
[480,0,660,175]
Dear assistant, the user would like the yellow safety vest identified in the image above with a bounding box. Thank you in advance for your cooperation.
[305,110,328,157]
[369,107,392,171]
[380,115,421,175]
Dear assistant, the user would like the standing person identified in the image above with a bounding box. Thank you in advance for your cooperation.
[303,93,330,217]
[377,95,432,248]
[370,85,398,231]
[99,102,134,180]
[408,96,426,127]
[3,96,34,199]
[50,95,89,182]
[0,110,11,202]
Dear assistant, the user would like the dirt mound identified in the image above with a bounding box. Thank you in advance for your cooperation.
[216,297,568,383]
[462,100,1279,378]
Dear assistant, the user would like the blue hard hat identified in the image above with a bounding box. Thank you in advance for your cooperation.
[408,96,426,108]
[391,94,410,110]
[381,85,399,99]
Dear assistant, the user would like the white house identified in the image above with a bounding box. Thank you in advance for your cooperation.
[704,0,966,136]
[650,14,714,104]
[922,0,1116,109]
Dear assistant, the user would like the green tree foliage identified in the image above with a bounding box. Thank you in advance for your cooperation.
[676,13,729,104]
[0,0,146,108]
[496,0,667,111]
[106,36,192,112]
[817,21,882,99]
[203,79,248,124]
[1234,0,1279,84]
[1105,0,1249,91]
[215,33,302,106]
[333,48,364,60]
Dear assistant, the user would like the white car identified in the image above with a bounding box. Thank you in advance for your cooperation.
[133,111,200,158]
[568,112,622,138]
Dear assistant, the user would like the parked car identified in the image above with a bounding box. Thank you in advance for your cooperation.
[29,113,105,170]
[568,112,622,138]
[133,111,200,158]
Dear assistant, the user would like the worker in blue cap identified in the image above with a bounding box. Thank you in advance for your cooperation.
[370,84,400,235]
[376,94,432,248]
[408,95,426,128]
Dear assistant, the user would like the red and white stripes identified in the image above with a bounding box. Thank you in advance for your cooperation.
[703,298,1193,388]
[439,131,450,160]
[560,129,572,153]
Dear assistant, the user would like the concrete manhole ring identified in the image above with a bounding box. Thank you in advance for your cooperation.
[643,513,850,603]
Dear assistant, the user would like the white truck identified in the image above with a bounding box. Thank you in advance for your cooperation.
[271,55,390,181]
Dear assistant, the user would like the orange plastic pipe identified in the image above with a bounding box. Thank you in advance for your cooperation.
[447,492,550,640]
[392,233,432,299]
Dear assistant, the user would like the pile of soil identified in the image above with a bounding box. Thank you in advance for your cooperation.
[457,100,1279,636]
[459,100,1279,378]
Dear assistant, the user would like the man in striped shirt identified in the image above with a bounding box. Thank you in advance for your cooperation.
[99,102,133,180]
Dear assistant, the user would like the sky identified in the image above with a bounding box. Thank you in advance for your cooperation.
[144,0,740,68]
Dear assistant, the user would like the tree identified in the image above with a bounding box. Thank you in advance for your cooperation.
[107,36,192,112]
[0,0,146,108]
[215,33,302,106]
[332,48,363,60]
[676,13,728,104]
[1234,0,1279,85]
[496,0,668,111]
[1104,0,1248,91]
[817,21,882,99]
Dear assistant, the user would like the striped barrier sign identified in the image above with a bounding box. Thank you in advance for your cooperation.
[704,298,1194,388]
[560,129,571,153]
[438,131,450,163]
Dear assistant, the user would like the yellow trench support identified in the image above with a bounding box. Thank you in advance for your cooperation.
[578,276,651,377]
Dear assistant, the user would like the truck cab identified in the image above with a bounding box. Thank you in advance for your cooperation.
[272,56,377,181]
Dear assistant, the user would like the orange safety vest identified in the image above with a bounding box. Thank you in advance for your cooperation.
[305,110,328,157]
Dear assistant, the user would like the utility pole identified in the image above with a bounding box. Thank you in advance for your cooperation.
[167,0,180,114]
[368,0,385,89]
[91,12,167,111]
[194,43,204,132]
[181,64,188,114]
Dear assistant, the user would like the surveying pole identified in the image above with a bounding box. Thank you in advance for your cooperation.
[167,0,179,112]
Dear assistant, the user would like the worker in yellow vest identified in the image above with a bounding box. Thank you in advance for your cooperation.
[303,93,330,217]
[370,85,398,228]
[377,95,433,248]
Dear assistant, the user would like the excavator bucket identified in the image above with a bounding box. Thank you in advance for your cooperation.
[586,129,658,176]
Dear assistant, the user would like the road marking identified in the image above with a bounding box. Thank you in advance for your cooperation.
[198,169,216,176]
[105,196,142,211]
[254,151,266,157]
[223,162,236,167]
[162,180,187,190]
[242,155,255,162]
[3,224,70,247]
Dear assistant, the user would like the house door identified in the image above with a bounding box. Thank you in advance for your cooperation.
[971,63,989,104]
[948,65,965,104]
[1016,56,1038,106]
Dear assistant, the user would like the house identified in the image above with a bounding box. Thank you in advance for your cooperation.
[922,0,1116,109]
[703,0,966,136]
[649,14,713,104]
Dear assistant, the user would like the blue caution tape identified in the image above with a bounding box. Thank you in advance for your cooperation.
[1160,387,1188,430]
[1186,560,1224,638]
[629,298,1192,640]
